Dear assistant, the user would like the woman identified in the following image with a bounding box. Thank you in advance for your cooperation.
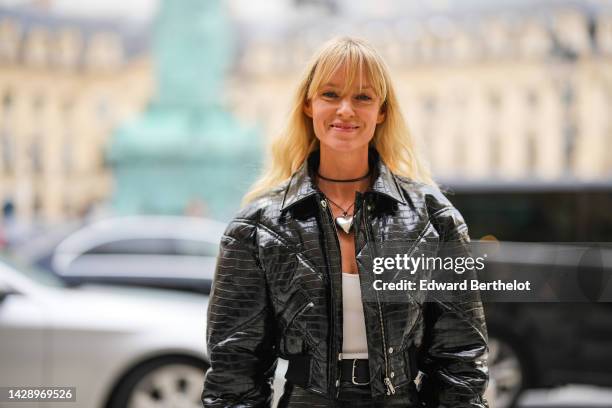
[202,37,489,407]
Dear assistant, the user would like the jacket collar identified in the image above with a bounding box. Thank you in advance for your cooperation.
[280,149,406,212]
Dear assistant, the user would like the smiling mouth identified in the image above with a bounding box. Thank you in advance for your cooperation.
[330,124,359,130]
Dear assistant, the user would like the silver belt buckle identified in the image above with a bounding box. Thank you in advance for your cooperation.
[351,359,370,385]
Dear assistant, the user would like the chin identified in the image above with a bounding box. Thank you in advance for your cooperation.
[320,135,372,154]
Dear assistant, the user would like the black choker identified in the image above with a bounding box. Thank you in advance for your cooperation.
[317,171,370,183]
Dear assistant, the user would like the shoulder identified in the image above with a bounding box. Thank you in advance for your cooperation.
[393,175,467,231]
[394,175,453,213]
[223,180,289,239]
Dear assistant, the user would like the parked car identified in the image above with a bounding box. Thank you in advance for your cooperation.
[11,219,84,271]
[0,256,209,408]
[50,216,227,294]
[445,181,612,408]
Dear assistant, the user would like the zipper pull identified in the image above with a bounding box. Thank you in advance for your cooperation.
[384,377,396,395]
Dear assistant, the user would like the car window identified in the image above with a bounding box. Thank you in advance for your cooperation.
[84,238,218,256]
[174,239,219,257]
[451,192,577,242]
[585,192,612,242]
[85,239,174,255]
[450,189,612,242]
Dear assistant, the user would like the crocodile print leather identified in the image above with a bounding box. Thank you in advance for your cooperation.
[202,149,489,407]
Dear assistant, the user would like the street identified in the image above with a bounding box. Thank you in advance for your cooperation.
[519,385,612,407]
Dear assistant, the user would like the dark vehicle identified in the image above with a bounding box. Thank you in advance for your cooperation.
[445,181,612,408]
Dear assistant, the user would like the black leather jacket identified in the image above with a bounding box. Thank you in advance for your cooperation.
[202,150,489,407]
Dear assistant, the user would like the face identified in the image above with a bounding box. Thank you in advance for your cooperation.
[303,65,385,154]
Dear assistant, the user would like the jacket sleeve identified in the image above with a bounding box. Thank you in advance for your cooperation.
[202,220,277,408]
[418,206,490,408]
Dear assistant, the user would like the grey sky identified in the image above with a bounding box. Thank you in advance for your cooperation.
[0,0,603,22]
[0,0,158,21]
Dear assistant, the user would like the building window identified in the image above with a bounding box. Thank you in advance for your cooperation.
[421,94,437,114]
[490,132,501,176]
[2,90,13,112]
[24,27,49,67]
[32,93,45,112]
[0,19,21,61]
[488,90,502,111]
[455,134,466,175]
[561,83,577,175]
[62,99,74,116]
[526,131,537,175]
[526,89,539,107]
[30,133,43,174]
[565,123,578,175]
[62,192,74,218]
[86,32,124,70]
[606,124,612,176]
[562,82,575,105]
[62,132,73,174]
[33,192,43,218]
[1,128,13,173]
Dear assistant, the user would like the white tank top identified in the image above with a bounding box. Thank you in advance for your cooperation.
[341,272,368,359]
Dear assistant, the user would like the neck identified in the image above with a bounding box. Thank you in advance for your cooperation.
[316,146,371,203]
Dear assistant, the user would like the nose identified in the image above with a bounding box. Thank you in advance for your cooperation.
[336,96,355,118]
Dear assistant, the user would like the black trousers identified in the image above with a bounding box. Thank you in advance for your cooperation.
[277,381,422,408]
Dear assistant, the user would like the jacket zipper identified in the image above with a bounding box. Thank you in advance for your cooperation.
[363,195,396,395]
[321,196,342,398]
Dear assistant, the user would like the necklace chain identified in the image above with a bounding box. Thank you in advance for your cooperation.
[325,197,355,216]
[317,170,371,216]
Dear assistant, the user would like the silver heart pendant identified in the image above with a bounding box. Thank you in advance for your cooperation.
[335,216,353,234]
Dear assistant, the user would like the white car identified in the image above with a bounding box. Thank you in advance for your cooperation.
[0,258,209,408]
[51,216,227,294]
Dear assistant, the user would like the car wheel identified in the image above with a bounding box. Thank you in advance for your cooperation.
[488,335,526,408]
[108,356,208,408]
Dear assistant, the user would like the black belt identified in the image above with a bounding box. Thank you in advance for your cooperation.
[340,358,370,385]
[285,356,370,387]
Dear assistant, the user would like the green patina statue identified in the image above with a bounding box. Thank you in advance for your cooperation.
[108,0,260,220]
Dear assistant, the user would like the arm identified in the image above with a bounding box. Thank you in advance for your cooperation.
[202,220,277,408]
[419,207,489,408]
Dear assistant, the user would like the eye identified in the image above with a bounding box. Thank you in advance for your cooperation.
[322,91,338,98]
[355,94,373,101]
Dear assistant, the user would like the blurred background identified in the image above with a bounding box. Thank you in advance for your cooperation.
[0,0,611,407]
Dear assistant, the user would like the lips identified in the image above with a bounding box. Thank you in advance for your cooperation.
[330,123,359,130]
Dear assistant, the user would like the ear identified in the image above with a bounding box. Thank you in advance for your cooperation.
[303,99,313,118]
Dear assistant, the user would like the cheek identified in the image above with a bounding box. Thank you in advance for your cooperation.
[309,106,328,139]
[361,109,382,127]
[310,102,323,119]
[312,106,333,127]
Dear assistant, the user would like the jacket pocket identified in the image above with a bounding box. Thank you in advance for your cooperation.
[279,290,316,355]
[280,290,313,330]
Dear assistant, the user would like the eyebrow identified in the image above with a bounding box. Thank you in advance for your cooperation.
[323,82,373,90]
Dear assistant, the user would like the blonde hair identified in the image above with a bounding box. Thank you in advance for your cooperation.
[243,36,434,204]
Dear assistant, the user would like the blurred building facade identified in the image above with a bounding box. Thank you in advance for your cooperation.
[2,1,612,224]
[228,2,612,182]
[0,6,152,223]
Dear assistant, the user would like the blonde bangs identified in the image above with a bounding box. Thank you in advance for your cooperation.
[306,40,388,103]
